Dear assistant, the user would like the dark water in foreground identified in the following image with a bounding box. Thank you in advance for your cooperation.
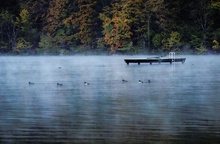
[0,55,220,143]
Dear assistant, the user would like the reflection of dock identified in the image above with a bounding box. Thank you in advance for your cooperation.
[124,52,186,65]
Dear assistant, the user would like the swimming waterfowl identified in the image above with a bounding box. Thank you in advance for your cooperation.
[139,80,144,83]
[148,80,151,83]
[122,79,128,82]
[84,82,89,85]
[57,83,63,86]
[28,82,34,85]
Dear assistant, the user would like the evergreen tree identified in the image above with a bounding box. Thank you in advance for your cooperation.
[15,9,33,53]
[0,11,17,52]
[18,0,50,52]
[0,1,19,53]
[190,0,214,52]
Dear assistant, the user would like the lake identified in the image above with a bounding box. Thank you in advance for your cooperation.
[0,55,220,143]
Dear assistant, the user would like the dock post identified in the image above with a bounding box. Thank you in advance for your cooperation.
[159,59,161,64]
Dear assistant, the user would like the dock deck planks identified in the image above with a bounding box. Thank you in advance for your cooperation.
[124,57,186,65]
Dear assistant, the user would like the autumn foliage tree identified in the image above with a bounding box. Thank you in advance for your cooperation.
[73,0,100,49]
[100,0,133,53]
[0,0,220,54]
[38,0,72,53]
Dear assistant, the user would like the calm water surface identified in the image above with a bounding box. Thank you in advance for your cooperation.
[0,55,220,143]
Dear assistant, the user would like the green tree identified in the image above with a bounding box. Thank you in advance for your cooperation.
[41,0,74,53]
[17,0,50,53]
[0,11,18,52]
[37,34,60,54]
[145,0,167,51]
[167,31,181,51]
[190,0,214,50]
[152,33,162,48]
[121,0,148,50]
[212,39,220,52]
[15,9,34,53]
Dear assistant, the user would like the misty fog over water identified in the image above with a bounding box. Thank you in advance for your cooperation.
[0,55,220,143]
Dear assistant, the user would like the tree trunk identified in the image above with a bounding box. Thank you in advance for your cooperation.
[142,38,146,49]
[7,32,12,50]
[12,24,17,51]
[147,13,151,52]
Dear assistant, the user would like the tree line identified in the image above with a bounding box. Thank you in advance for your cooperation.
[0,0,220,55]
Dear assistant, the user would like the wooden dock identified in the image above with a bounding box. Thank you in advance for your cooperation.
[124,57,186,65]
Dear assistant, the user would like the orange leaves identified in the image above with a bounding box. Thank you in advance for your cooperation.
[62,16,72,25]
[100,0,135,53]
[72,0,99,48]
[44,0,69,35]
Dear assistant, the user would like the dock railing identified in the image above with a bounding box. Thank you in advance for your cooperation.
[169,52,175,62]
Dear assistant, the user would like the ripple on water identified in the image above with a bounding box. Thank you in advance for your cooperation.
[0,55,220,143]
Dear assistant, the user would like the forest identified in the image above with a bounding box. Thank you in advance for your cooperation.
[0,0,220,55]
